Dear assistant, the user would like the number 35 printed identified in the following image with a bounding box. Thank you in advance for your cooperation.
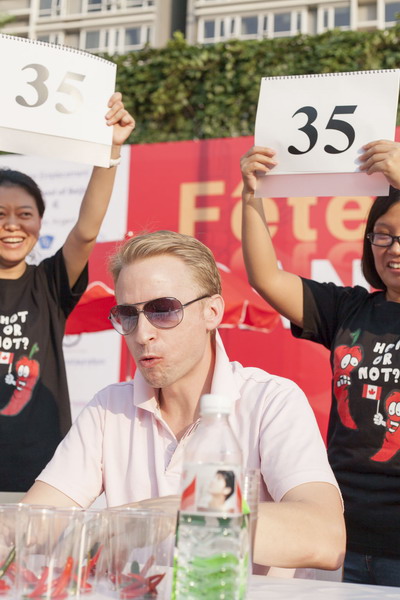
[16,63,86,114]
[288,105,357,155]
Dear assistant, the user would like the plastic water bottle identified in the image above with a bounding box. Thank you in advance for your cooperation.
[172,393,248,600]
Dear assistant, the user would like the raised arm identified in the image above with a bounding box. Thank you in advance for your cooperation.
[254,482,345,570]
[63,92,135,287]
[241,147,304,327]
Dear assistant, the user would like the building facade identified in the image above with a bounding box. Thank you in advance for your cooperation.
[0,0,186,52]
[0,0,399,53]
[186,0,400,43]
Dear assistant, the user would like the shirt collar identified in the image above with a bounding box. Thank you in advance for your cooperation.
[132,329,240,412]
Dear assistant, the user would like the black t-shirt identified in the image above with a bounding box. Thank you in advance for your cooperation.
[292,279,400,557]
[0,249,88,491]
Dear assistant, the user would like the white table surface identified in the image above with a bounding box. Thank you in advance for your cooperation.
[86,575,400,599]
[248,576,400,599]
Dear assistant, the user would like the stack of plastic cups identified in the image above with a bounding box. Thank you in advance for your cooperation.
[15,505,106,599]
[0,503,27,597]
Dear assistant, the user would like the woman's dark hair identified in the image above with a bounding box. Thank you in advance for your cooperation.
[0,169,45,218]
[217,470,235,501]
[362,187,400,290]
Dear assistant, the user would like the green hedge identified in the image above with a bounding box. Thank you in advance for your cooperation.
[109,24,398,143]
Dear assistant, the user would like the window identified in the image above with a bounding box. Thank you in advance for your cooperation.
[126,0,155,6]
[204,20,216,39]
[125,27,141,47]
[84,0,114,11]
[318,5,351,32]
[87,0,102,10]
[274,12,291,33]
[270,11,303,37]
[199,12,304,42]
[39,0,61,17]
[334,6,350,26]
[385,1,400,22]
[83,29,109,51]
[84,30,101,50]
[241,16,258,36]
[37,33,61,45]
[82,25,151,54]
[120,26,152,51]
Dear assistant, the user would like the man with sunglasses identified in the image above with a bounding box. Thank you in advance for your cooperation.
[22,230,345,574]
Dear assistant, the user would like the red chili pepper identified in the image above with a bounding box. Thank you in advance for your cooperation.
[119,571,166,599]
[120,581,151,599]
[0,343,40,416]
[22,567,40,584]
[27,566,49,598]
[0,579,10,595]
[148,572,165,591]
[139,555,155,577]
[51,556,73,598]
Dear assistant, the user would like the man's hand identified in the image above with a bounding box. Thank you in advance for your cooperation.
[120,495,180,516]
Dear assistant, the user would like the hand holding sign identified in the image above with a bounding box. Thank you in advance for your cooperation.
[359,139,400,190]
[254,70,400,197]
[0,34,117,167]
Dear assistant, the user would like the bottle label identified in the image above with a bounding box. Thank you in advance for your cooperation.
[180,463,242,516]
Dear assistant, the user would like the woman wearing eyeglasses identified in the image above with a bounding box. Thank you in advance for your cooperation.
[0,93,135,494]
[240,139,400,586]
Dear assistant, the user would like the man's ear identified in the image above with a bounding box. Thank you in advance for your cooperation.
[204,295,224,331]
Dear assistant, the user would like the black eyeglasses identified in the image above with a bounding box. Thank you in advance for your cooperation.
[108,295,210,335]
[367,232,400,247]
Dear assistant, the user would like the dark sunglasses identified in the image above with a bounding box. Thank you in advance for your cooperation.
[108,295,210,335]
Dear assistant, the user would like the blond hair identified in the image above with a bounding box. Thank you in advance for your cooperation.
[109,230,222,295]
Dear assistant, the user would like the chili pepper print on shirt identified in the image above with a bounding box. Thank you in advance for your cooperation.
[0,310,39,416]
[333,328,400,463]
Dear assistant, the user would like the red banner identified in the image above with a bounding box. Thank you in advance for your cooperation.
[71,130,400,440]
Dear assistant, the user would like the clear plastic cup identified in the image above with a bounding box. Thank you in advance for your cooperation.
[105,508,177,599]
[0,503,28,597]
[16,505,105,598]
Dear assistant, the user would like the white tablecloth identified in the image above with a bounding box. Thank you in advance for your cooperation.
[249,576,400,599]
[87,575,400,599]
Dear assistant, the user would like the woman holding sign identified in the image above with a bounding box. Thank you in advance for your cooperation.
[241,140,400,586]
[0,92,135,493]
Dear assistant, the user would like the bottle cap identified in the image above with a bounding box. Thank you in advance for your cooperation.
[200,393,233,415]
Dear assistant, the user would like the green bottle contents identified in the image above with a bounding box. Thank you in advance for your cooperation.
[172,394,249,600]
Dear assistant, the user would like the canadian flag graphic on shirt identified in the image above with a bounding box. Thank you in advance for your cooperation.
[362,384,382,401]
[0,352,13,365]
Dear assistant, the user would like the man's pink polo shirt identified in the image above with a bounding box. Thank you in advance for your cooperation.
[38,332,338,508]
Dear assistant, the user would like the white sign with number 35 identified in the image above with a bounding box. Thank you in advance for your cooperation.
[0,34,117,167]
[255,69,400,197]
